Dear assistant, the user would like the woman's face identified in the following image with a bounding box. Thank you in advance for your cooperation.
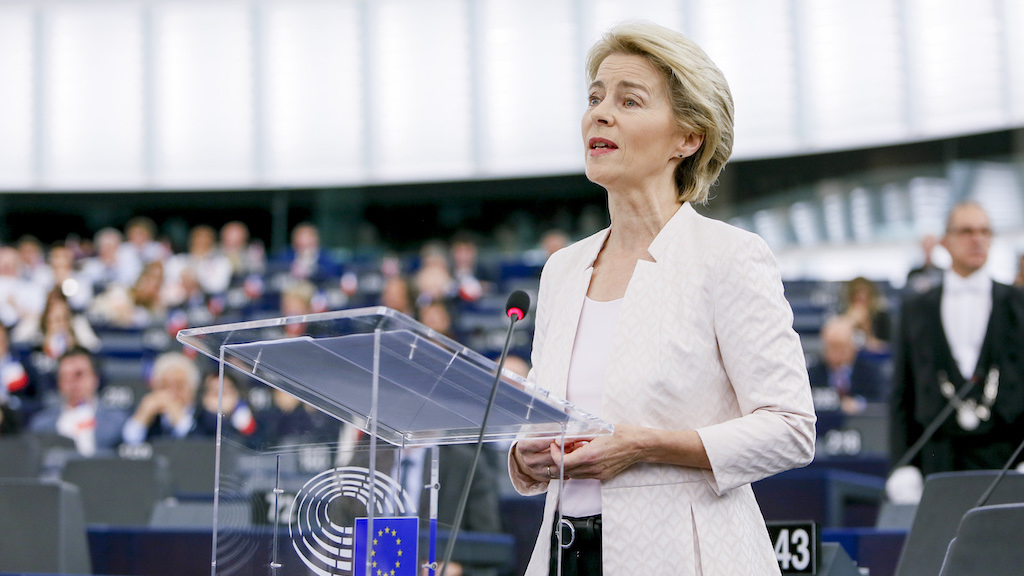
[46,300,72,334]
[582,53,694,193]
[135,265,164,302]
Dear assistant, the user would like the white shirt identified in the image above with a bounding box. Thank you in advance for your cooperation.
[56,401,98,457]
[941,269,993,379]
[560,296,623,517]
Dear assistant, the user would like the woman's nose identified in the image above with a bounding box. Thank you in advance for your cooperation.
[590,101,612,125]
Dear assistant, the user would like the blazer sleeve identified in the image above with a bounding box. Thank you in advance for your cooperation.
[696,232,816,494]
[507,252,560,497]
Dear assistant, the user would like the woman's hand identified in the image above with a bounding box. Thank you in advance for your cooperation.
[554,425,647,481]
[514,426,710,484]
[512,438,564,482]
[557,425,711,481]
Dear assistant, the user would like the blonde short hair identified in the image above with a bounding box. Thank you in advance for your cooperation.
[586,20,734,204]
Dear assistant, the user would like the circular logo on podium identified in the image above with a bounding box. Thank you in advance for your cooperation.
[290,467,414,576]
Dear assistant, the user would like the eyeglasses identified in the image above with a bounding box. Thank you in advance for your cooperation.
[948,227,993,239]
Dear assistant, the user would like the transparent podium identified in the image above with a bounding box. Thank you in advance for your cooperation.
[177,307,612,576]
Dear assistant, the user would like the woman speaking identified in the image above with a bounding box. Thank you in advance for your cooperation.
[508,21,816,575]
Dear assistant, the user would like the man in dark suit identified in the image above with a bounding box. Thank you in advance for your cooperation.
[889,201,1024,502]
[121,352,217,445]
[28,348,129,455]
[270,222,343,286]
[809,316,888,414]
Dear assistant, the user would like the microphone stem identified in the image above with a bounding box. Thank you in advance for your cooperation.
[891,378,977,472]
[976,434,1024,508]
[438,315,519,576]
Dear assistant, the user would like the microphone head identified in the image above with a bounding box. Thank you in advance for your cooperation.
[505,290,530,322]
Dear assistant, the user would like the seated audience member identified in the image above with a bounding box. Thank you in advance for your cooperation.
[418,299,456,340]
[89,261,167,329]
[79,227,142,295]
[0,246,45,329]
[39,244,93,313]
[14,289,101,352]
[272,222,342,285]
[28,348,129,456]
[120,216,168,266]
[122,352,216,444]
[1,322,31,410]
[269,280,322,338]
[15,290,101,405]
[841,276,892,352]
[164,267,223,330]
[199,370,257,446]
[808,316,887,414]
[379,274,416,317]
[16,236,49,288]
[540,228,570,258]
[413,241,455,307]
[450,231,491,302]
[164,224,232,304]
[257,387,341,448]
[220,220,265,284]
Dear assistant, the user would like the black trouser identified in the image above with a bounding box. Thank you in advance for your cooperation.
[548,514,602,576]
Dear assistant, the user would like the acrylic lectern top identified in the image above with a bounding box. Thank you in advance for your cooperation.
[177,306,612,447]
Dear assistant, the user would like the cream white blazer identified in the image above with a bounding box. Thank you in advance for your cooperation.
[512,203,816,575]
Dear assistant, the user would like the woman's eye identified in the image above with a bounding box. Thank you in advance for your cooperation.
[624,98,638,107]
[587,95,600,106]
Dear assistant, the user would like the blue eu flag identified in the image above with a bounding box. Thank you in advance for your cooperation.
[353,516,419,576]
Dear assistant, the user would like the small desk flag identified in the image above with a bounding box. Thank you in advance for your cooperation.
[353,516,419,576]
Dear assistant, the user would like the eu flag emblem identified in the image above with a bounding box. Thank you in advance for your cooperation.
[353,516,419,576]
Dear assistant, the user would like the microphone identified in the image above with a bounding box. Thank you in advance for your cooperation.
[439,291,530,576]
[506,290,530,322]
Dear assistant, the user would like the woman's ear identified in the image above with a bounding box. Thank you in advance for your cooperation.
[675,131,704,160]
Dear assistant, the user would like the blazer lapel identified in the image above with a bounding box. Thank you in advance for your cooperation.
[540,231,605,397]
[601,205,690,419]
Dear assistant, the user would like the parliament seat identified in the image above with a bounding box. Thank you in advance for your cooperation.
[0,434,42,478]
[0,478,92,574]
[60,454,171,525]
[150,437,241,496]
[149,496,252,528]
[895,470,1024,576]
[937,502,1024,576]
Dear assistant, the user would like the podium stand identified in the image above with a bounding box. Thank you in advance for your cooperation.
[178,307,612,576]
